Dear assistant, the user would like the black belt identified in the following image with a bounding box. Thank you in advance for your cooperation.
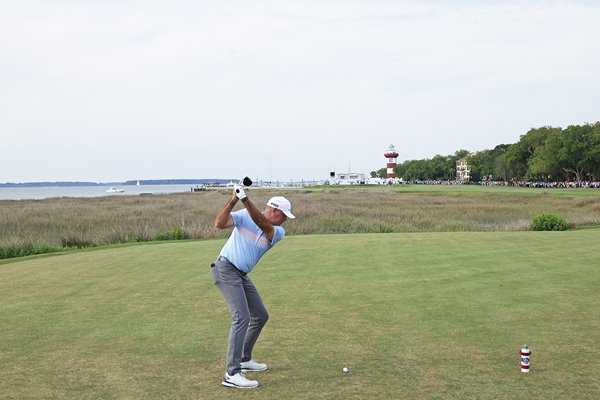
[213,256,247,276]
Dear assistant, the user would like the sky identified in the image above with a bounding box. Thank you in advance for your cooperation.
[1,0,599,183]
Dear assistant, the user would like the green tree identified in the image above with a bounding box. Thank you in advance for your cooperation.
[394,162,407,179]
[586,123,600,180]
[527,147,553,180]
[393,150,470,181]
[412,159,434,180]
[378,123,599,182]
[468,150,495,181]
[560,124,598,181]
[467,145,509,181]
[372,168,387,178]
[516,123,600,182]
[396,159,435,180]
[431,155,454,180]
[495,153,510,181]
[454,149,470,160]
[506,127,559,179]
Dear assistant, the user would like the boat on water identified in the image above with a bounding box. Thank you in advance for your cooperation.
[106,187,125,193]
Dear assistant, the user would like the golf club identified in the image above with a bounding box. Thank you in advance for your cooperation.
[240,176,253,187]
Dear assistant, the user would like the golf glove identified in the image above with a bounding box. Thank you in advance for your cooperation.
[234,185,247,200]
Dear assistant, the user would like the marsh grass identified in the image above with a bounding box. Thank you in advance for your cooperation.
[1,186,598,258]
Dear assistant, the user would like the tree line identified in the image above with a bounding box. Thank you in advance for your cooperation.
[373,122,600,182]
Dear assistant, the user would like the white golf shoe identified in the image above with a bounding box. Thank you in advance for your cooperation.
[221,372,258,389]
[241,359,268,372]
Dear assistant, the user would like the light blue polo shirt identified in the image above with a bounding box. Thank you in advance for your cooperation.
[219,209,285,273]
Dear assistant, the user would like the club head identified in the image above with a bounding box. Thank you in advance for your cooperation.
[240,176,253,187]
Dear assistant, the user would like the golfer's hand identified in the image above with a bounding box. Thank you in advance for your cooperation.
[234,185,247,200]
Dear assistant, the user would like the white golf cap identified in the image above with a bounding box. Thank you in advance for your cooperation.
[266,196,296,219]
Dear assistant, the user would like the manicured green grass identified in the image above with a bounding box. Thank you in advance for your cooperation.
[1,232,599,399]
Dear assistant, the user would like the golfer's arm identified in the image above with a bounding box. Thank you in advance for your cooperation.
[214,196,237,229]
[241,198,275,241]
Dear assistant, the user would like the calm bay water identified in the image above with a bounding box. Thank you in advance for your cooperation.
[0,184,203,201]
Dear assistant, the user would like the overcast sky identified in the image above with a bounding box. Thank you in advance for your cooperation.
[1,0,599,182]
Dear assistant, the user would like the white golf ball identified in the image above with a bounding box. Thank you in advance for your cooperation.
[342,367,349,373]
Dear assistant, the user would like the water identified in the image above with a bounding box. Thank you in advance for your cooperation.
[0,184,204,201]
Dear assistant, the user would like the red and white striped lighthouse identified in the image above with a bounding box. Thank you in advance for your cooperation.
[384,144,399,178]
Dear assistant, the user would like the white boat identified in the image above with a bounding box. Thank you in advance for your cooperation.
[106,187,125,193]
[136,180,141,186]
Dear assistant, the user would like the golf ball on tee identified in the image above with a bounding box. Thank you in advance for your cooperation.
[342,367,349,373]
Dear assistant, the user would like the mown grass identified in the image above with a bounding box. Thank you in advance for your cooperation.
[1,185,598,258]
[1,231,598,399]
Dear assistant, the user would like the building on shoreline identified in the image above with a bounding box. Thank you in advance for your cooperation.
[456,158,471,181]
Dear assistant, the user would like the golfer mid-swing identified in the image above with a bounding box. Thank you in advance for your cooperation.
[212,184,295,389]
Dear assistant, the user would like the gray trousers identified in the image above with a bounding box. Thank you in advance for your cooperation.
[211,257,269,375]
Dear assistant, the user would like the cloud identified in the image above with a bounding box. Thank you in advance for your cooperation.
[1,1,599,181]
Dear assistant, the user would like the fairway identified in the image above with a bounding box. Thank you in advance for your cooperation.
[1,232,599,399]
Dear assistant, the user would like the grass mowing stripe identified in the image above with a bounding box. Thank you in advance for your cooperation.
[1,232,598,399]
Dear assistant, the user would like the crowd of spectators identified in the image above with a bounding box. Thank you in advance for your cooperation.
[405,180,470,185]
[480,180,600,188]
[398,179,599,188]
